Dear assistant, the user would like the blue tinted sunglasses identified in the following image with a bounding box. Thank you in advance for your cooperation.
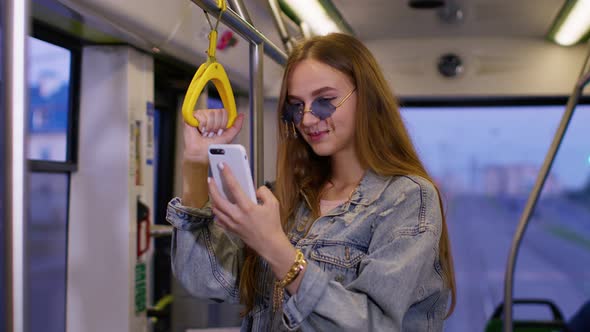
[282,88,356,125]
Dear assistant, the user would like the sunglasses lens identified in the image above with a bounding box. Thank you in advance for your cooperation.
[293,112,303,124]
[283,98,337,124]
[312,99,336,120]
[284,103,304,124]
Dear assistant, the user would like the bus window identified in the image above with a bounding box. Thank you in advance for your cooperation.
[402,104,590,331]
[27,37,72,162]
[27,173,69,332]
[25,28,80,332]
[513,106,590,326]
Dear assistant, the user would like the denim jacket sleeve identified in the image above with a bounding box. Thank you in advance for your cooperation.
[166,197,243,304]
[281,176,447,331]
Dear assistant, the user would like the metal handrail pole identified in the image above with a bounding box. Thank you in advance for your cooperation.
[191,0,287,65]
[3,0,29,331]
[250,41,264,187]
[226,0,266,186]
[503,42,590,332]
[267,0,294,53]
[227,0,253,25]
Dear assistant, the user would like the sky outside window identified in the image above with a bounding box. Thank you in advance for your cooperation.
[27,37,71,162]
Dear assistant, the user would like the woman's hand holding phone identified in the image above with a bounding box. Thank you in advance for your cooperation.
[182,109,245,165]
[208,165,300,292]
[207,163,289,260]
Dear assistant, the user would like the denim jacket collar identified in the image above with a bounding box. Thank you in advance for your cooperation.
[299,169,393,211]
[350,169,393,206]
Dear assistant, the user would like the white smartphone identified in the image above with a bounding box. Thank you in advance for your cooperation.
[208,144,257,204]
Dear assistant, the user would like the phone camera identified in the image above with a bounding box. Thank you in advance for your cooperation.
[210,148,225,155]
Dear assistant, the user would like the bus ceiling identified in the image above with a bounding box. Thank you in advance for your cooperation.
[31,0,590,98]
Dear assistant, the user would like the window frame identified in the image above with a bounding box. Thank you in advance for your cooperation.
[399,95,590,108]
[25,20,83,330]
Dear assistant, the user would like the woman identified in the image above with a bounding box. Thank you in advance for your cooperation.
[167,33,456,331]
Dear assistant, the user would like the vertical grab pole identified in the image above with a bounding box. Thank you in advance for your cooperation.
[227,0,265,187]
[250,42,264,187]
[503,42,590,332]
[3,0,29,331]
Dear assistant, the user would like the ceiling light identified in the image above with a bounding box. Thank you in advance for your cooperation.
[548,0,590,46]
[279,0,353,36]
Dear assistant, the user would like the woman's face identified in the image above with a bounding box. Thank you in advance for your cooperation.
[287,59,357,157]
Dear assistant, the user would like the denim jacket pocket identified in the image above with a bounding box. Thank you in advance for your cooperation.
[310,241,367,285]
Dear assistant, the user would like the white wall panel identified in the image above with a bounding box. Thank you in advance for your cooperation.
[67,46,154,332]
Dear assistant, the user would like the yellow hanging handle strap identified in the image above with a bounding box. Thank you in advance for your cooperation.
[182,0,237,129]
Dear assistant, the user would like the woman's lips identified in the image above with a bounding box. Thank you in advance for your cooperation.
[307,130,329,142]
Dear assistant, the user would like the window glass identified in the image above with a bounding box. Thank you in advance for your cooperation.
[514,106,590,324]
[207,95,223,109]
[401,105,590,331]
[27,37,71,162]
[27,173,69,332]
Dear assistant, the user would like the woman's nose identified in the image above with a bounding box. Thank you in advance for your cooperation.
[301,108,319,127]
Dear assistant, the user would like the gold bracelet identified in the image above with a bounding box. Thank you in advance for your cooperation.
[272,249,307,312]
[279,249,307,287]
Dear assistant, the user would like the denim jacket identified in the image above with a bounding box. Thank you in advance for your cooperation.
[167,170,449,331]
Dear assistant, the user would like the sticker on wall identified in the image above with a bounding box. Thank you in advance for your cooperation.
[146,102,155,166]
[136,196,150,259]
[217,29,238,51]
[134,120,143,186]
[129,123,136,179]
[135,262,147,314]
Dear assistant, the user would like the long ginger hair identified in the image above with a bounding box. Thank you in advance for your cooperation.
[238,33,456,317]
